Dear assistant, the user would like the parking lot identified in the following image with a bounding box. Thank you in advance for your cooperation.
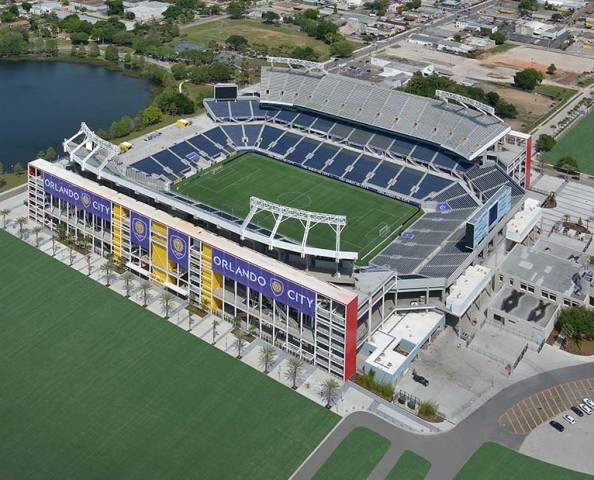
[499,378,594,435]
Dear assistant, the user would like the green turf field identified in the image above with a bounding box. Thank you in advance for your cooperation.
[542,108,594,175]
[454,442,593,480]
[386,450,431,480]
[0,230,338,480]
[312,427,391,480]
[173,153,420,264]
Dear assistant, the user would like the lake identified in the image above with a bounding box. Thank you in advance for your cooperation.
[0,60,153,172]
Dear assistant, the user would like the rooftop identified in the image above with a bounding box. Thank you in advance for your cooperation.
[491,285,559,327]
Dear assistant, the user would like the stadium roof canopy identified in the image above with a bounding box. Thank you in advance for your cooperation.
[259,67,510,161]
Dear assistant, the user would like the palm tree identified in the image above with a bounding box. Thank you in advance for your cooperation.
[211,318,220,344]
[138,280,152,307]
[15,216,27,239]
[233,329,247,359]
[56,223,66,241]
[232,315,242,331]
[258,344,277,374]
[121,271,134,298]
[248,323,258,338]
[31,225,42,247]
[1,208,10,229]
[51,234,58,256]
[159,291,175,319]
[85,253,92,276]
[66,232,76,266]
[318,378,341,409]
[100,260,114,286]
[286,357,305,390]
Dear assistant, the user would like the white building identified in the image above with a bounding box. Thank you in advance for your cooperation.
[371,55,434,80]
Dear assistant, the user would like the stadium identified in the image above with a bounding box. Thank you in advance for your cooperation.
[28,58,532,381]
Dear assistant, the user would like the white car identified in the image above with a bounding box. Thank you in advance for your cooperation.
[583,398,594,410]
[580,403,592,415]
[563,414,576,425]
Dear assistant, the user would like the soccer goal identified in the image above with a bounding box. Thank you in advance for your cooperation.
[211,165,223,176]
[379,225,391,237]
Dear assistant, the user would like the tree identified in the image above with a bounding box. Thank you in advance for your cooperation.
[15,217,27,239]
[105,0,124,16]
[405,0,421,9]
[453,33,462,42]
[0,31,28,57]
[138,280,152,307]
[227,0,248,19]
[558,306,594,349]
[49,234,57,256]
[104,45,119,62]
[226,34,248,51]
[318,378,341,409]
[286,357,305,389]
[100,260,114,286]
[233,329,247,359]
[160,291,175,319]
[44,38,58,56]
[22,2,32,13]
[557,155,580,174]
[88,42,100,58]
[258,344,277,374]
[262,10,280,24]
[490,31,506,45]
[547,63,557,75]
[109,115,132,138]
[70,31,89,45]
[513,68,544,91]
[31,225,42,247]
[45,146,57,160]
[137,106,163,127]
[85,253,92,276]
[536,134,556,152]
[13,163,23,175]
[211,318,220,345]
[121,271,134,298]
[329,40,355,58]
[171,62,188,80]
[1,208,10,229]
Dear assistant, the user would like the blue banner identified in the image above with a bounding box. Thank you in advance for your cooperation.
[43,172,111,221]
[130,211,150,250]
[211,248,316,317]
[168,228,189,269]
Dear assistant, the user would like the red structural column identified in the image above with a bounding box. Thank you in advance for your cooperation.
[343,297,359,380]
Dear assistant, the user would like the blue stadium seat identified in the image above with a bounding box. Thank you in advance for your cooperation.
[170,141,199,160]
[275,110,299,124]
[229,100,252,119]
[412,144,437,164]
[413,175,453,199]
[390,137,417,158]
[244,124,263,145]
[205,100,231,120]
[251,102,271,119]
[222,124,245,146]
[329,121,354,140]
[432,151,459,171]
[202,127,229,147]
[268,132,303,156]
[293,111,319,129]
[369,161,402,189]
[348,128,374,147]
[325,149,360,178]
[286,138,319,165]
[187,135,224,158]
[389,168,424,195]
[152,150,189,175]
[130,157,165,176]
[258,126,283,150]
[368,133,395,152]
[310,117,335,133]
[344,155,379,183]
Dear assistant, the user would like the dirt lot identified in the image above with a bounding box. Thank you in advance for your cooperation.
[478,82,555,130]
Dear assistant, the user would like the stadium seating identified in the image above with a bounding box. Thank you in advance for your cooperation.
[222,124,245,146]
[170,141,200,162]
[323,149,359,177]
[187,134,226,158]
[345,155,379,183]
[286,138,320,165]
[389,167,424,196]
[242,124,264,145]
[130,157,166,176]
[257,126,284,150]
[466,164,524,199]
[369,161,402,189]
[268,132,303,156]
[152,150,190,175]
[204,100,231,120]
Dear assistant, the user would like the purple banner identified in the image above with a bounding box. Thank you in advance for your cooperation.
[130,211,150,250]
[43,172,111,221]
[211,248,316,317]
[168,228,189,269]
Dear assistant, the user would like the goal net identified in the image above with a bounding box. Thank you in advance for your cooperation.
[379,225,391,237]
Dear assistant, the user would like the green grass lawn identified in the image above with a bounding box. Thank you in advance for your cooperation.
[312,427,391,480]
[0,172,27,193]
[535,84,577,102]
[454,443,593,480]
[386,450,431,480]
[182,19,333,59]
[488,42,519,55]
[542,107,594,175]
[173,153,420,263]
[0,230,338,480]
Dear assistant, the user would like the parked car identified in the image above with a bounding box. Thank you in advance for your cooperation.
[571,406,584,417]
[413,374,429,387]
[549,420,565,432]
[583,398,594,410]
[563,414,576,425]
[579,403,592,415]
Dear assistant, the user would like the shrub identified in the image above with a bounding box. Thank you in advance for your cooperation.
[419,400,439,417]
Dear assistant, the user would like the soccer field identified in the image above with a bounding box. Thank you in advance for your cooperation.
[0,230,338,480]
[174,153,421,264]
[542,108,594,175]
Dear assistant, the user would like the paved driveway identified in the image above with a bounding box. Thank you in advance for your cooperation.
[291,363,594,480]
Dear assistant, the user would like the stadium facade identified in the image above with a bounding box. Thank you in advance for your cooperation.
[28,63,531,381]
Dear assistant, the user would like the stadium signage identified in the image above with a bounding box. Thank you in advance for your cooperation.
[167,228,190,269]
[130,211,150,249]
[211,248,316,317]
[43,173,111,221]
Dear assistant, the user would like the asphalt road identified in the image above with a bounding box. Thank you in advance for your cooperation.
[291,362,594,480]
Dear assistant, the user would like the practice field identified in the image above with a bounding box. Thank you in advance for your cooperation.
[312,427,391,480]
[454,442,592,480]
[542,108,594,175]
[174,153,420,263]
[0,230,338,480]
[183,19,332,60]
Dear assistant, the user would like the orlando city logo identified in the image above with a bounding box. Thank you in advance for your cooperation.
[171,235,186,259]
[133,218,147,242]
[270,278,284,296]
[81,193,92,208]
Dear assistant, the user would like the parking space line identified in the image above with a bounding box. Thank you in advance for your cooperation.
[580,379,591,397]
[533,395,552,419]
[548,390,562,413]
[505,412,519,434]
[528,396,545,423]
[586,378,594,392]
[554,385,571,409]
[541,392,558,417]
[510,407,526,435]
[567,382,581,405]
[560,383,576,408]
[522,400,538,429]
